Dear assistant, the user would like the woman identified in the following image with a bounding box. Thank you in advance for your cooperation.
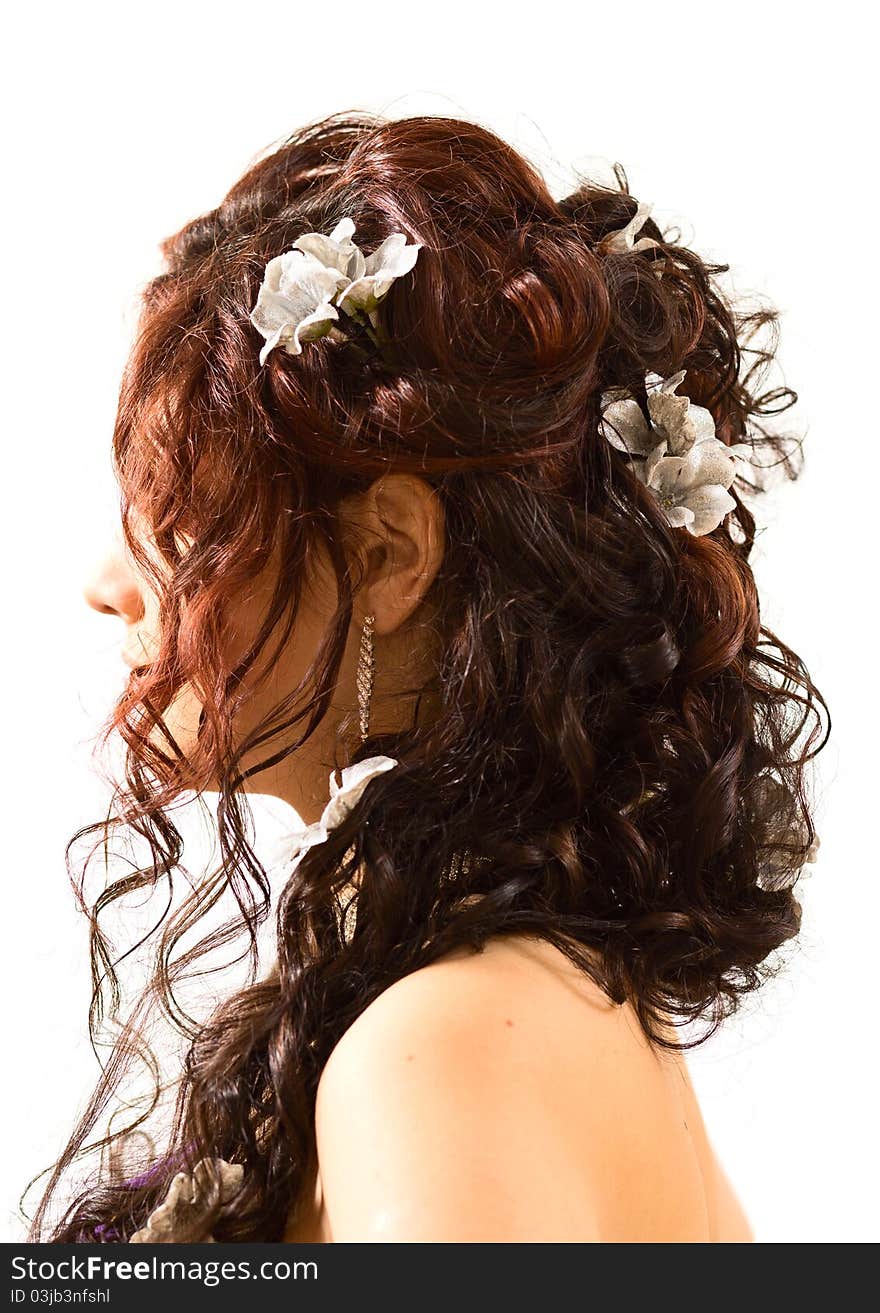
[28,111,827,1243]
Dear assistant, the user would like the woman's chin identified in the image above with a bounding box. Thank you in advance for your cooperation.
[146,683,205,763]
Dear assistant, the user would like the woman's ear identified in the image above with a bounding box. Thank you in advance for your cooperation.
[341,474,445,636]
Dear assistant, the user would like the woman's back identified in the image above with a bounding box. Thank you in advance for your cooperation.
[284,934,752,1243]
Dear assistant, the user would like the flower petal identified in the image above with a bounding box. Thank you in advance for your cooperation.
[661,502,695,530]
[336,276,380,315]
[259,253,285,297]
[687,401,717,448]
[292,219,363,281]
[329,216,356,243]
[725,441,753,470]
[322,755,399,832]
[337,234,422,315]
[674,438,738,492]
[129,1158,243,1245]
[191,1158,245,1206]
[303,306,338,347]
[255,300,339,363]
[278,249,350,301]
[645,451,688,493]
[288,301,339,351]
[256,321,286,367]
[363,232,422,280]
[644,439,670,486]
[130,1172,196,1243]
[260,755,399,881]
[252,284,321,364]
[603,200,658,254]
[599,398,655,455]
[647,389,693,452]
[680,484,736,535]
[251,289,297,341]
[646,370,687,394]
[253,274,312,327]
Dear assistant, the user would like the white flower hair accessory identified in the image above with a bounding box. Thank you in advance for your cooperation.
[129,1157,244,1244]
[257,754,399,966]
[599,371,752,536]
[601,200,661,255]
[249,216,422,365]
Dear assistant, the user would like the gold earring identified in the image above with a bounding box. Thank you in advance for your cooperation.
[356,613,375,743]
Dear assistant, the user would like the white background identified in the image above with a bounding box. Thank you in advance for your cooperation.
[2,0,876,1243]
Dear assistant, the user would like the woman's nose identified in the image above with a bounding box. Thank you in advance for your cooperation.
[83,549,145,623]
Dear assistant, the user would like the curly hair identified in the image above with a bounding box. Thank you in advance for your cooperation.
[26,110,829,1243]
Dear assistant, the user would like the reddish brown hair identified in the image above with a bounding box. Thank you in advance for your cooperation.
[28,111,828,1242]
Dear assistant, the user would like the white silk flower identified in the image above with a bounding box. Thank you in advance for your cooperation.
[599,371,752,535]
[250,217,421,363]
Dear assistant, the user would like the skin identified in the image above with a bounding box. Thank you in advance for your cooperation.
[83,474,445,824]
[84,472,752,1243]
[293,936,753,1243]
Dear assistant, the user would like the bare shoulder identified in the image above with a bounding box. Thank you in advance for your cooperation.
[317,936,630,1123]
[319,933,666,1100]
[314,934,696,1241]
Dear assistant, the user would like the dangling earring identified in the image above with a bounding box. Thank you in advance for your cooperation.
[356,613,376,743]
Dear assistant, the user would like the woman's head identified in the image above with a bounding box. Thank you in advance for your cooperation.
[31,110,828,1242]
[84,111,629,807]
